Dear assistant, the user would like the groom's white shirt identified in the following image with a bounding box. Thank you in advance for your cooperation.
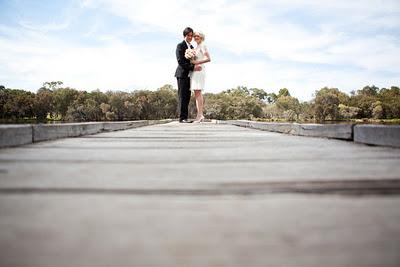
[185,40,192,77]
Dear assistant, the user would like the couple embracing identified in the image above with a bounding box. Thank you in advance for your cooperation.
[175,27,211,123]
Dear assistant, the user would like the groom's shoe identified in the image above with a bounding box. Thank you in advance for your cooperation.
[179,119,193,123]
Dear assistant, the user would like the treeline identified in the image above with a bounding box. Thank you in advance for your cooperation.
[0,82,399,122]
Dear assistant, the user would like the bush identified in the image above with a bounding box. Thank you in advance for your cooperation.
[0,88,34,119]
[34,88,54,120]
[314,87,340,122]
[339,104,360,119]
[1,82,399,123]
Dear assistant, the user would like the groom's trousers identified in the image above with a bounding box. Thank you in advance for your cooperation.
[177,77,191,121]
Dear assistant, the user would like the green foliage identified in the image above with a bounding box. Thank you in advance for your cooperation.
[53,87,79,119]
[314,87,341,122]
[108,91,132,120]
[349,86,377,118]
[338,104,360,119]
[151,85,179,119]
[276,95,301,118]
[0,82,399,123]
[43,81,63,90]
[379,86,400,118]
[278,88,291,98]
[66,95,103,122]
[263,89,304,121]
[204,86,263,120]
[34,88,54,121]
[0,87,34,119]
[372,101,384,119]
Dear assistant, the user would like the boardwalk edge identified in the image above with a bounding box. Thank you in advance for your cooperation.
[221,120,400,148]
[0,119,173,148]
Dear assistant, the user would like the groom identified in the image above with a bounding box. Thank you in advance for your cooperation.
[175,27,201,123]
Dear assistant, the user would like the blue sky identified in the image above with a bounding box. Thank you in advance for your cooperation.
[0,0,399,100]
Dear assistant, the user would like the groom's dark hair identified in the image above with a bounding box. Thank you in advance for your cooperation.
[183,27,193,37]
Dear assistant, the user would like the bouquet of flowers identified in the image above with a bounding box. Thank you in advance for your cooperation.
[185,48,196,62]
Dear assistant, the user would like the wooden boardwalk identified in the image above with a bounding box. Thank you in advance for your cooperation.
[0,122,399,266]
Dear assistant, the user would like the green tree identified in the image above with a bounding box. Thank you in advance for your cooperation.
[371,101,384,119]
[358,85,379,96]
[203,87,263,120]
[338,104,360,119]
[132,90,153,120]
[88,89,108,105]
[34,88,54,121]
[43,81,63,90]
[350,85,380,118]
[152,85,178,119]
[0,86,6,118]
[276,95,301,120]
[53,87,79,119]
[250,88,270,102]
[299,102,314,121]
[277,88,291,98]
[314,87,341,122]
[379,86,400,118]
[1,88,34,119]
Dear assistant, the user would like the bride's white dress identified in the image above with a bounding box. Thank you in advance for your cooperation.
[190,43,208,91]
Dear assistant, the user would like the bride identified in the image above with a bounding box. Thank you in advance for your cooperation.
[190,31,211,123]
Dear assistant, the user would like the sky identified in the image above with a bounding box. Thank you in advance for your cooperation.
[0,0,399,100]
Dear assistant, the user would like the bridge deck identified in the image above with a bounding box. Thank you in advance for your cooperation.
[0,122,399,266]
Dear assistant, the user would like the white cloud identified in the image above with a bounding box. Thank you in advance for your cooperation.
[79,0,400,97]
[0,0,399,100]
[0,26,175,90]
[80,0,400,70]
[19,20,71,32]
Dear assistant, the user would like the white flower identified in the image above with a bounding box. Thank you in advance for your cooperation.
[184,48,196,60]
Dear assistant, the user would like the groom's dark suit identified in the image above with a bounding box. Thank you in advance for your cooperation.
[175,40,194,121]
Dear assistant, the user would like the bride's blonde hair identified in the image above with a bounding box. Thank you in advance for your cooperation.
[195,31,205,41]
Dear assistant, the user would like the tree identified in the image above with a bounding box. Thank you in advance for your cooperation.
[108,91,126,120]
[358,85,379,96]
[338,104,360,119]
[226,86,250,95]
[152,85,178,119]
[371,101,384,119]
[299,102,314,121]
[276,95,301,119]
[268,93,278,103]
[250,88,269,102]
[0,88,34,119]
[53,87,79,119]
[277,88,291,98]
[349,85,380,118]
[0,86,6,118]
[34,88,54,121]
[88,89,108,105]
[132,90,153,120]
[314,87,340,122]
[100,103,111,119]
[379,86,400,118]
[43,81,63,90]
[1,82,399,123]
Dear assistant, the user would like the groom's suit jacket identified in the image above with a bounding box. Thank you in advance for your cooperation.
[175,40,194,78]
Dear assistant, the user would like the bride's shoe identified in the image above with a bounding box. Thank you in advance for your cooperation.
[194,115,205,123]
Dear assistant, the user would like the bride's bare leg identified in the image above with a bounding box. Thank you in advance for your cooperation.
[198,91,204,117]
[194,90,204,121]
[194,90,200,119]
